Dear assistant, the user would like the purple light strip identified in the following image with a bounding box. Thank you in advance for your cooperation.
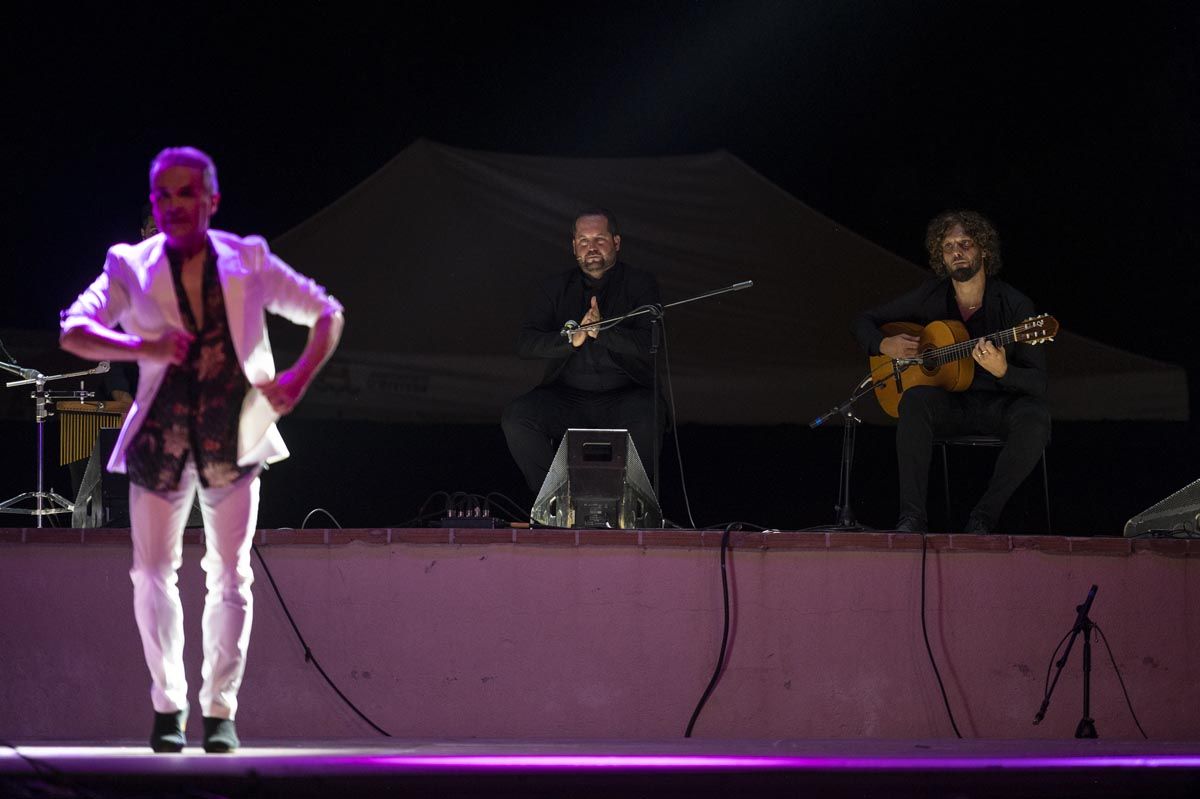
[357,754,1200,772]
[8,748,1200,776]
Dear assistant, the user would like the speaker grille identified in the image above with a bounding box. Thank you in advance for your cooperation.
[531,429,661,529]
[1124,477,1200,537]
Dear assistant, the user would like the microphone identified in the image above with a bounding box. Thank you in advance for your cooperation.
[730,280,753,291]
[95,361,111,374]
[893,357,925,367]
[560,320,580,339]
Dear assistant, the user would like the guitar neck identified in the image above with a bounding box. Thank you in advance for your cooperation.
[928,326,1018,366]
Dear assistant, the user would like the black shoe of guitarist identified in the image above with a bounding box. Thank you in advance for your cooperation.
[894,516,927,533]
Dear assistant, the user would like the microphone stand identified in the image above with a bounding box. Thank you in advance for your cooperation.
[650,312,662,494]
[1,360,113,527]
[562,280,754,499]
[1033,584,1100,738]
[807,359,921,531]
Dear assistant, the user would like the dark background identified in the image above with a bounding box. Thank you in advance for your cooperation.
[2,2,1196,533]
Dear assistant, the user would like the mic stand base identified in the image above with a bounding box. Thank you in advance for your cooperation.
[1074,718,1098,739]
[827,522,873,532]
[0,492,75,517]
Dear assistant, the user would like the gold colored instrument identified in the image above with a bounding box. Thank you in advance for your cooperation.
[57,399,131,466]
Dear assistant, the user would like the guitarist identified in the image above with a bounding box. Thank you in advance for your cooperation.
[851,210,1049,534]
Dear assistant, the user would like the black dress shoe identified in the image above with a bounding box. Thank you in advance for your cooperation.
[964,515,993,535]
[150,710,187,753]
[203,716,240,753]
[894,516,927,533]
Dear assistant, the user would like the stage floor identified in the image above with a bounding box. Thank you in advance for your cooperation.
[4,739,1199,798]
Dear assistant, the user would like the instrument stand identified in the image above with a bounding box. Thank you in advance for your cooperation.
[834,410,863,529]
[1033,584,1100,738]
[808,372,899,531]
[1,360,111,528]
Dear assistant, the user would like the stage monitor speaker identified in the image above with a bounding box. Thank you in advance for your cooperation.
[1124,477,1200,537]
[531,428,662,529]
[72,428,202,529]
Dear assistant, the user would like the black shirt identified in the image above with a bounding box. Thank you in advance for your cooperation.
[516,261,661,390]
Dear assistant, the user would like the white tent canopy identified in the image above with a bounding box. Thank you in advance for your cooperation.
[272,140,1188,425]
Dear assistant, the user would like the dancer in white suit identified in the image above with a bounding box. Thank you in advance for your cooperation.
[61,147,344,753]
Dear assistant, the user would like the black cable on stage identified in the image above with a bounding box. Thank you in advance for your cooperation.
[395,491,452,527]
[448,491,471,513]
[396,490,526,528]
[920,533,963,738]
[422,491,530,526]
[0,740,66,781]
[1094,623,1149,739]
[1041,629,1073,702]
[0,739,103,799]
[301,507,342,530]
[0,336,21,366]
[702,521,775,532]
[660,318,697,529]
[485,491,531,520]
[417,491,449,519]
[684,523,738,737]
[251,543,391,737]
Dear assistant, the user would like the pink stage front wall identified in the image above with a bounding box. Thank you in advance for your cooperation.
[0,529,1195,742]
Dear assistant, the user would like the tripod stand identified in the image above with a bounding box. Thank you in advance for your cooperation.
[1034,584,1100,738]
[1,360,112,528]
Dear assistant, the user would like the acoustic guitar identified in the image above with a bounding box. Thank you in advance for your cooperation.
[867,314,1059,417]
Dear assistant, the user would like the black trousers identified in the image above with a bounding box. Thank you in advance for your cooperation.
[896,386,1051,526]
[501,384,665,493]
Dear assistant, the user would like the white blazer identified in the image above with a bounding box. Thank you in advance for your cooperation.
[61,230,343,473]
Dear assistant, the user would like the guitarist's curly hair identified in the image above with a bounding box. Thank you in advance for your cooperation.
[925,210,1003,278]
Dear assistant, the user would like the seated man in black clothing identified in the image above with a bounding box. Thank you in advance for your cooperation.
[502,209,665,494]
[851,210,1050,534]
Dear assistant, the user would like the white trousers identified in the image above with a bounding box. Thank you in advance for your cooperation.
[129,460,260,720]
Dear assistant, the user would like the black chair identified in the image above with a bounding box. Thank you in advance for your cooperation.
[935,435,1051,534]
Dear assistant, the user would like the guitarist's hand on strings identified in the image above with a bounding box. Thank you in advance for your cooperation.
[880,333,920,360]
[973,338,1008,378]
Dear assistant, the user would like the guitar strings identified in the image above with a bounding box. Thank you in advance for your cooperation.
[875,330,1015,370]
[893,321,1051,368]
[869,316,1054,378]
[925,328,1019,366]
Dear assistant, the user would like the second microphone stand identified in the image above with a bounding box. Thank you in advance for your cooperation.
[808,361,912,531]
